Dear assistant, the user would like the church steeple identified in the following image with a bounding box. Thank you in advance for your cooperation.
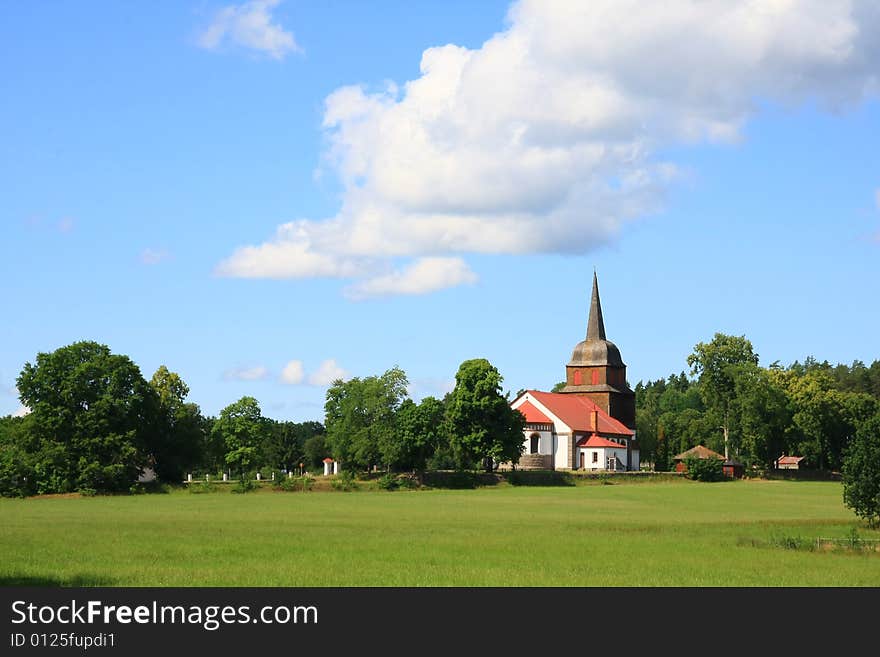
[560,271,635,429]
[586,271,606,341]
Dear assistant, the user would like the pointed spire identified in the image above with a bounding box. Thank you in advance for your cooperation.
[586,271,606,341]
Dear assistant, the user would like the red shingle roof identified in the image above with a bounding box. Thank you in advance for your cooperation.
[577,434,627,449]
[516,400,553,424]
[524,390,634,436]
[777,455,804,465]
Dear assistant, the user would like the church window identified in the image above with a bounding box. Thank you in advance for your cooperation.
[592,452,598,463]
[529,434,540,454]
[591,370,599,385]
[573,370,582,385]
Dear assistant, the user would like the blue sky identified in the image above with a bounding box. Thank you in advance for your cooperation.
[2,1,879,422]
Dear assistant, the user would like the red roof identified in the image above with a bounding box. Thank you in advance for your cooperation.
[777,455,804,465]
[525,390,634,436]
[322,458,335,463]
[577,434,627,449]
[516,400,553,424]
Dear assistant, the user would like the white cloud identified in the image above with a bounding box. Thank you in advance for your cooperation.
[218,0,880,296]
[198,0,300,60]
[308,359,348,386]
[13,405,30,418]
[279,360,305,384]
[140,248,170,265]
[345,257,477,300]
[223,365,269,381]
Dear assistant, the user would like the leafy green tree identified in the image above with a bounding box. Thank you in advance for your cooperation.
[212,396,266,479]
[303,434,328,472]
[16,341,159,493]
[687,333,759,459]
[383,396,447,472]
[261,420,324,473]
[0,415,35,497]
[148,366,205,482]
[734,365,792,469]
[842,414,880,526]
[446,358,525,472]
[324,367,409,472]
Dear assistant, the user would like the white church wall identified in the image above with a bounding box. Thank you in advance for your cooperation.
[554,434,570,469]
[630,449,640,471]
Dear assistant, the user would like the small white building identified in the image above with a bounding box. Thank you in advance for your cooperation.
[322,458,339,476]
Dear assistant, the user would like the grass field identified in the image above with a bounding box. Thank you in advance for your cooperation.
[1,479,878,586]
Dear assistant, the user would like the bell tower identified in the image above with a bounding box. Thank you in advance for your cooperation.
[560,272,635,429]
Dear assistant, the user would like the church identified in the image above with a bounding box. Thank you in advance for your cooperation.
[510,273,639,471]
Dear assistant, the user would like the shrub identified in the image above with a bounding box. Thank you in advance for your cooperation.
[331,470,359,491]
[189,481,217,494]
[683,456,724,482]
[231,478,257,494]
[377,473,399,491]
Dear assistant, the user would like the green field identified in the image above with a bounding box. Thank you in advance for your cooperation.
[2,479,878,586]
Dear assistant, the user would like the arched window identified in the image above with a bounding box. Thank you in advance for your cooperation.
[591,369,600,385]
[529,433,540,454]
[573,370,582,385]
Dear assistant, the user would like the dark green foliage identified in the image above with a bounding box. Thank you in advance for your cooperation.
[330,470,358,491]
[261,420,324,473]
[506,470,574,486]
[213,397,267,479]
[303,434,328,472]
[446,358,525,472]
[377,472,399,490]
[325,367,408,472]
[148,366,206,483]
[0,416,35,497]
[14,341,159,494]
[683,456,724,482]
[385,396,448,472]
[231,477,257,494]
[842,414,880,526]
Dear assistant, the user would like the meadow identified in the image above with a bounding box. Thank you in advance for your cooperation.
[1,478,878,586]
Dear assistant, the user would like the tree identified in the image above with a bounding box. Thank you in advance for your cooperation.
[384,396,447,472]
[734,365,792,469]
[324,367,409,472]
[842,414,880,526]
[687,333,759,459]
[212,396,266,479]
[446,358,525,472]
[261,420,324,473]
[303,434,329,472]
[15,340,159,493]
[148,366,205,482]
[0,415,35,497]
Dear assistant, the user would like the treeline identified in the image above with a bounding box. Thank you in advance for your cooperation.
[635,333,880,472]
[0,341,326,497]
[0,341,526,497]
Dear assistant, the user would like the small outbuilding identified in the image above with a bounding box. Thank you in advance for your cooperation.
[775,455,805,470]
[322,458,339,476]
[722,459,745,479]
[672,445,725,473]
